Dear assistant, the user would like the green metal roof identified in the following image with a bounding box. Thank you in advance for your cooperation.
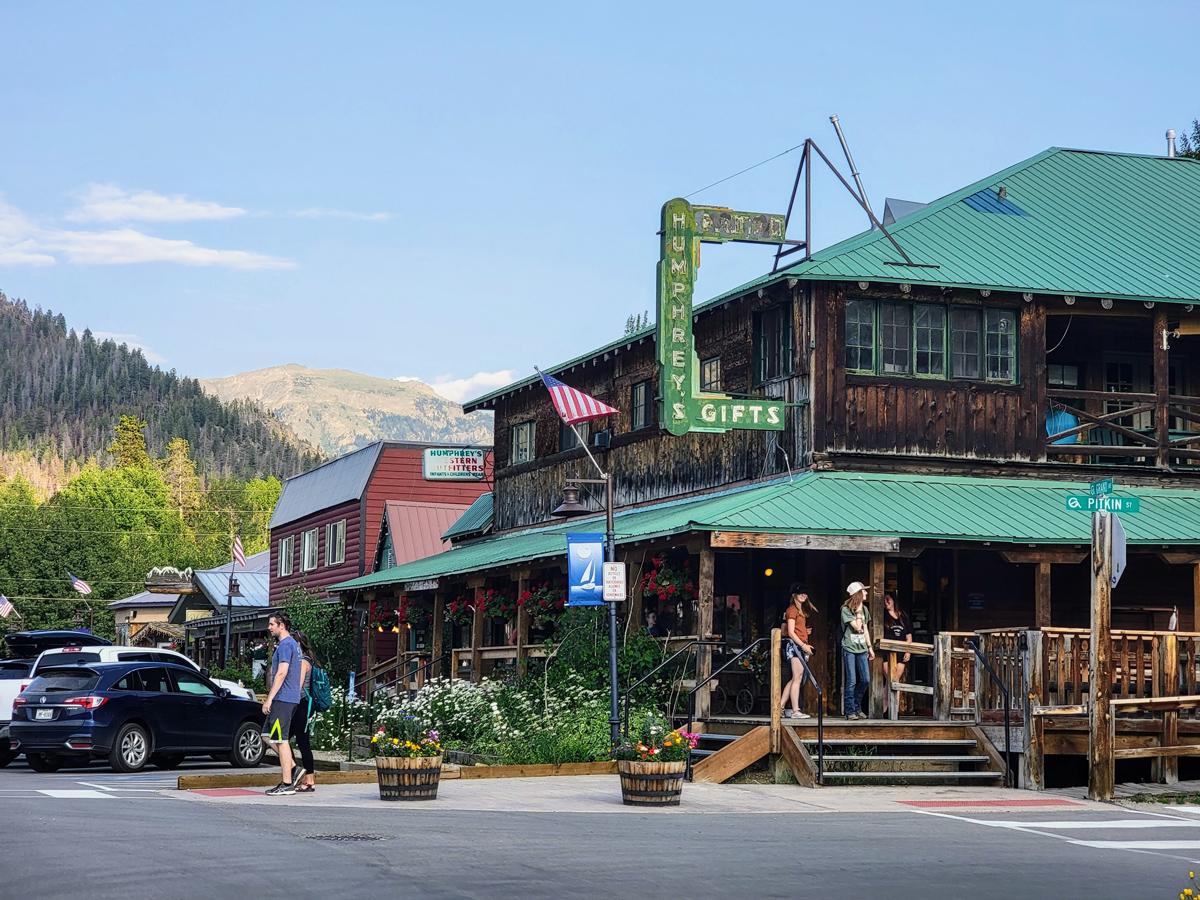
[442,492,494,542]
[465,148,1200,411]
[780,148,1200,303]
[329,472,1200,592]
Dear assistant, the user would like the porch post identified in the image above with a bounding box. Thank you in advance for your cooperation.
[1154,307,1170,469]
[470,579,486,683]
[431,590,445,679]
[1022,630,1045,790]
[1158,633,1180,784]
[1193,562,1200,634]
[1035,562,1052,627]
[696,547,715,719]
[515,571,530,676]
[933,633,953,720]
[364,590,377,693]
[869,553,887,717]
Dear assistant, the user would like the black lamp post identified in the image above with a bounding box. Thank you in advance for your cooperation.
[222,575,243,669]
[554,474,621,745]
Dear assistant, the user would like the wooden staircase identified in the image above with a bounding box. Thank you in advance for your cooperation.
[686,718,1007,786]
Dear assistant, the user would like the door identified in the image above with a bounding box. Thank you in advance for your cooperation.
[133,666,179,751]
[168,669,226,751]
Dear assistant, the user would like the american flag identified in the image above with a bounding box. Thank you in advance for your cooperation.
[232,535,246,568]
[539,371,618,425]
[67,572,93,595]
[0,595,13,618]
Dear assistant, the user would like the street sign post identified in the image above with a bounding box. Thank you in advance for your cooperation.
[1064,495,1140,513]
[1089,477,1114,498]
[602,561,626,602]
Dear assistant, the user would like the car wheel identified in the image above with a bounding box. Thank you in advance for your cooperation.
[26,752,60,773]
[153,754,186,770]
[227,721,265,768]
[109,723,151,773]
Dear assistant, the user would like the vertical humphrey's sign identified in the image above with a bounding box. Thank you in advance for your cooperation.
[656,198,789,435]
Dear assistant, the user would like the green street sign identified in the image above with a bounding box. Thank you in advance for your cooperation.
[658,198,787,436]
[1089,478,1114,498]
[1065,495,1140,513]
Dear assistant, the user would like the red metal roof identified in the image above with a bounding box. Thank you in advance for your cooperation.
[382,500,470,567]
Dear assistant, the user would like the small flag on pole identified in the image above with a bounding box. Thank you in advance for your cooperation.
[232,535,246,568]
[539,371,618,425]
[67,572,93,595]
[0,596,13,618]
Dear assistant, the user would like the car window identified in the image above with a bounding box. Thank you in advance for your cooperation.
[0,661,32,679]
[171,670,216,697]
[153,651,195,669]
[111,671,143,692]
[117,652,157,663]
[137,667,172,694]
[26,669,101,692]
[37,651,102,669]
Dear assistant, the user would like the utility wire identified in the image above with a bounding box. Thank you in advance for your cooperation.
[684,143,805,199]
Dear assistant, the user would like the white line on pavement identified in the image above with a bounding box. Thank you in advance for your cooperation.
[77,781,117,791]
[38,789,112,799]
[1069,840,1200,850]
[977,819,1200,830]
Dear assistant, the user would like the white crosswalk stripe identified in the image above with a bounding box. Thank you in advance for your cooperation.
[38,789,112,799]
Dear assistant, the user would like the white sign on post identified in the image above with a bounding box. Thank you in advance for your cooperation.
[1111,513,1127,589]
[602,562,626,602]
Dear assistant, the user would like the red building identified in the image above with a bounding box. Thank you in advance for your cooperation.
[268,441,491,606]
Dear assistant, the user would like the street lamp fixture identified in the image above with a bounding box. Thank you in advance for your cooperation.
[552,484,590,517]
[222,574,243,669]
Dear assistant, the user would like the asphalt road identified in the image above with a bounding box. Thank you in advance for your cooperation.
[0,760,1195,899]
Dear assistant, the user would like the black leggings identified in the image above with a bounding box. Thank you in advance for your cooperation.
[289,700,314,774]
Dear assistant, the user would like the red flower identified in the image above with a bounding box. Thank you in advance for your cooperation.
[666,583,677,596]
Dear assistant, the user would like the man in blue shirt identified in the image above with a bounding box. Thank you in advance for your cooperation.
[261,612,304,795]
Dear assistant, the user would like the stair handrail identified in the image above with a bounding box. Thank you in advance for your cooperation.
[684,637,770,781]
[794,646,824,785]
[621,639,723,738]
[965,637,1013,787]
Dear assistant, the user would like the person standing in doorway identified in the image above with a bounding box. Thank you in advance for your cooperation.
[261,612,302,796]
[841,582,875,719]
[288,631,318,794]
[882,594,914,715]
[780,583,817,719]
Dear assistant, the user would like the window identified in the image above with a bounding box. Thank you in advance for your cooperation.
[950,308,982,380]
[845,298,874,372]
[112,672,142,692]
[137,667,172,694]
[700,357,722,392]
[913,305,946,376]
[753,303,794,383]
[985,309,1016,381]
[846,298,1017,384]
[278,536,294,577]
[1048,364,1079,387]
[301,528,319,572]
[560,420,589,452]
[631,380,651,430]
[510,421,535,465]
[326,519,346,566]
[172,669,216,697]
[879,302,911,374]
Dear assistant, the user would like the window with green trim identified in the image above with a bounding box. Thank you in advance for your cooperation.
[985,309,1017,381]
[950,308,981,380]
[845,298,874,372]
[880,302,911,374]
[913,304,946,376]
[700,357,721,392]
[753,303,794,384]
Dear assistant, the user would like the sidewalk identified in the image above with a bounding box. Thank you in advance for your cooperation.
[182,774,1106,815]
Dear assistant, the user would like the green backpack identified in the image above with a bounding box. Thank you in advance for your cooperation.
[308,666,333,712]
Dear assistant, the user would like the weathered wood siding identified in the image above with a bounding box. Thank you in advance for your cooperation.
[492,289,810,531]
[270,498,363,605]
[812,282,1045,461]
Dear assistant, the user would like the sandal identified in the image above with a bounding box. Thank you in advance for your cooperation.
[296,785,315,793]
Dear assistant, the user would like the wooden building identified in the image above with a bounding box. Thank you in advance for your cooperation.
[331,147,1200,787]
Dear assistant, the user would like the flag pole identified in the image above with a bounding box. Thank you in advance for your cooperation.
[224,518,235,670]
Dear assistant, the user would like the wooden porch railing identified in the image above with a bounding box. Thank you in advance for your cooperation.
[1045,390,1200,466]
[933,632,977,720]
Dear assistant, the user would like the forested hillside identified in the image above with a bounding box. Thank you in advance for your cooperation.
[0,292,323,481]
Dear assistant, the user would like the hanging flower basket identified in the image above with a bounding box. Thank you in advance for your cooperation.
[481,588,517,621]
[640,555,697,604]
[445,596,475,627]
[518,584,566,627]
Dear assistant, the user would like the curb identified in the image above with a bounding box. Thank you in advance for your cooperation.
[177,760,617,790]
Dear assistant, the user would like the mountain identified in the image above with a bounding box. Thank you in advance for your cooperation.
[0,293,324,483]
[200,364,493,455]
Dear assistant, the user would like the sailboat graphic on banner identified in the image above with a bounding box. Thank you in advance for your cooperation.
[566,533,605,606]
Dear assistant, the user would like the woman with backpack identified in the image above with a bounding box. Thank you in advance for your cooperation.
[841,582,875,720]
[288,631,319,793]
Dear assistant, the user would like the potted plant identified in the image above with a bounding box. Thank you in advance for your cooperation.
[371,716,443,801]
[518,584,566,629]
[613,712,698,806]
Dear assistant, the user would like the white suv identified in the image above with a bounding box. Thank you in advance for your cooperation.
[28,646,256,701]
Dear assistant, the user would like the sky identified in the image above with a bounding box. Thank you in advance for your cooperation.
[1,2,1197,403]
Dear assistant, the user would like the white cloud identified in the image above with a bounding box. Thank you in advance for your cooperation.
[397,370,517,403]
[92,331,167,365]
[291,207,393,222]
[0,195,293,270]
[66,184,246,223]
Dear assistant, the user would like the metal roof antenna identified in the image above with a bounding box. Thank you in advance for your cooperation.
[830,114,875,225]
[1167,128,1177,158]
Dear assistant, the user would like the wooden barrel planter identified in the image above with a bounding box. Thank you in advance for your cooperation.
[375,755,443,801]
[617,759,686,806]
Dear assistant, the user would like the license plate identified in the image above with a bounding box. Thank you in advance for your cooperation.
[35,708,53,720]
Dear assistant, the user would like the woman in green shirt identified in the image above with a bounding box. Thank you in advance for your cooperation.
[841,582,874,719]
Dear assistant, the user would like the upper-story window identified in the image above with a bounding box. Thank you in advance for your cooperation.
[630,380,653,430]
[511,420,536,464]
[301,528,319,572]
[847,297,1017,384]
[326,519,346,566]
[560,420,589,452]
[278,535,294,577]
[753,303,794,384]
[700,357,722,392]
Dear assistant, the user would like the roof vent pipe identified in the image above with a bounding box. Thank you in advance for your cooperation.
[1167,128,1177,158]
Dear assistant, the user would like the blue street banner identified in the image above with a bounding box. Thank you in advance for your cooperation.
[566,533,606,606]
